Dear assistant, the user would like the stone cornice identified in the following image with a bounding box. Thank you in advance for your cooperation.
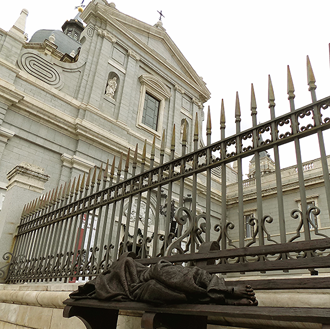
[0,78,23,106]
[6,162,49,193]
[0,127,15,143]
[61,153,95,173]
[226,174,326,206]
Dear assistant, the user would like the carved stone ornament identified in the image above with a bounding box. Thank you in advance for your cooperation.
[97,28,116,43]
[87,26,94,38]
[17,51,63,89]
[128,49,140,61]
[175,85,185,94]
[193,97,203,109]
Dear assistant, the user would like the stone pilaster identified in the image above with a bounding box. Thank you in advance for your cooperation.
[117,51,140,124]
[0,126,15,162]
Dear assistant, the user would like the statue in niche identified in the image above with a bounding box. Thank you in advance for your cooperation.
[180,121,185,142]
[105,76,117,99]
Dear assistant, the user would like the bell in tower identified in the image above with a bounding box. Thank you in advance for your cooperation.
[62,7,84,41]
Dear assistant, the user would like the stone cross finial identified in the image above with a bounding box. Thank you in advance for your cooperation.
[157,10,165,21]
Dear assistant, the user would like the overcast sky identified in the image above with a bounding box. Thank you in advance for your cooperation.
[1,0,330,174]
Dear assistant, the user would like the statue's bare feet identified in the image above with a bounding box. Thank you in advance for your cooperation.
[225,285,257,306]
[226,285,255,299]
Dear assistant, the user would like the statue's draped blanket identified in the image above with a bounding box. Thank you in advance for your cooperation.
[70,257,228,304]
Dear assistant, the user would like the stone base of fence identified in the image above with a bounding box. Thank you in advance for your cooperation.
[0,280,329,329]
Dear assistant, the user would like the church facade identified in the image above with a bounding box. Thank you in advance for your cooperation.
[0,0,215,205]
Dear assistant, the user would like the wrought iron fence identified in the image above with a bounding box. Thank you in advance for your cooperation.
[4,57,330,283]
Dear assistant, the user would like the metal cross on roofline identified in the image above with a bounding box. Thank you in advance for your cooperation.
[157,10,165,21]
[75,0,85,9]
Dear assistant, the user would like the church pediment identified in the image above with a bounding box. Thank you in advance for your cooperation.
[80,1,210,102]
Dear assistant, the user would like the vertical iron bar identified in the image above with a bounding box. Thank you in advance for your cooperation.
[132,142,146,254]
[191,115,199,253]
[289,67,310,240]
[307,56,330,218]
[97,159,112,263]
[141,138,156,258]
[235,92,244,248]
[114,150,131,260]
[269,75,286,243]
[163,126,175,253]
[107,154,123,261]
[251,90,264,246]
[152,131,165,257]
[123,146,138,253]
[220,100,227,250]
[206,107,211,242]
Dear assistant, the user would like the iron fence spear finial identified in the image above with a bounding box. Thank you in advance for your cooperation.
[110,157,116,179]
[287,65,295,100]
[182,120,187,145]
[235,92,241,122]
[268,75,275,108]
[220,99,225,128]
[32,198,38,213]
[102,160,109,185]
[97,163,103,184]
[117,153,123,173]
[103,159,109,182]
[70,177,76,197]
[161,130,166,155]
[250,83,257,116]
[65,180,71,198]
[307,55,317,101]
[125,149,131,172]
[57,185,63,204]
[80,173,85,192]
[171,125,176,151]
[206,105,212,136]
[91,167,97,187]
[133,144,138,168]
[142,140,147,164]
[194,113,199,142]
[85,169,92,190]
[21,204,27,218]
[75,176,81,195]
[61,183,67,200]
[151,136,156,159]
[53,186,59,205]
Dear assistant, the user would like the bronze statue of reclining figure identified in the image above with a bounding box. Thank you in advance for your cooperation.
[70,254,257,306]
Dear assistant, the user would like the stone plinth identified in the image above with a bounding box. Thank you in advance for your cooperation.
[0,163,49,282]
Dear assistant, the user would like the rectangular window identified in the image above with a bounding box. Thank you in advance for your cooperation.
[244,213,254,238]
[142,93,160,131]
